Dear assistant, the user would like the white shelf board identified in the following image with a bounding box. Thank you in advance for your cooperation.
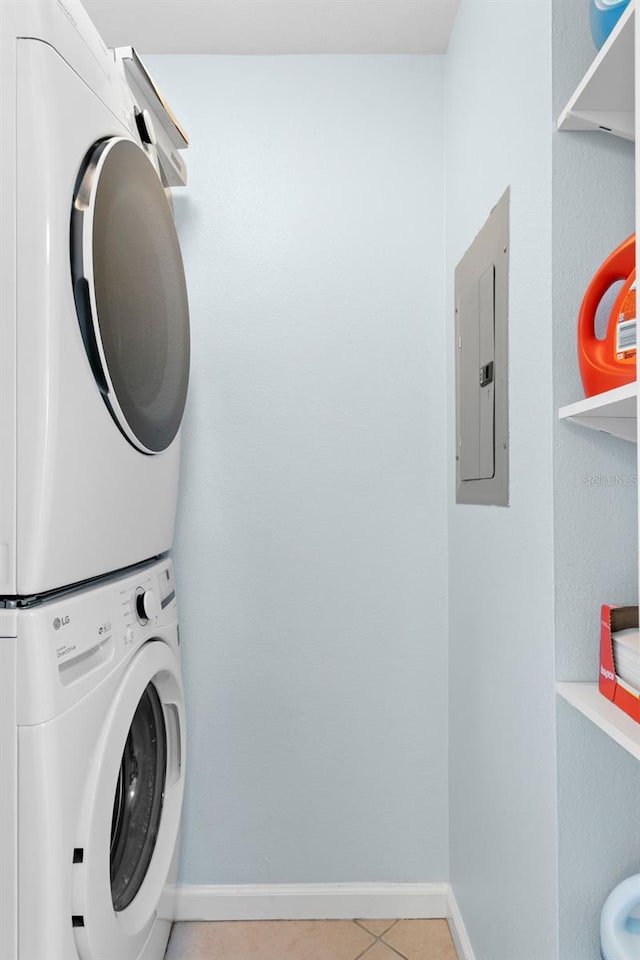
[556,682,640,760]
[558,381,637,441]
[557,0,635,141]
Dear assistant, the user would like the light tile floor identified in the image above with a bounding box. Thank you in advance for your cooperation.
[165,919,458,960]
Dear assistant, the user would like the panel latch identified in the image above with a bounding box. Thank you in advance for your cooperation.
[480,361,494,387]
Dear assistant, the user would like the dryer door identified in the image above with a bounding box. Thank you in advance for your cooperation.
[71,137,190,454]
[72,640,185,960]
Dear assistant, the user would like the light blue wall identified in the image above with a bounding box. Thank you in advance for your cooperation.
[556,701,640,959]
[148,13,638,949]
[444,4,558,959]
[146,55,449,885]
[552,4,640,957]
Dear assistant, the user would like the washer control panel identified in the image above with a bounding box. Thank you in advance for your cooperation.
[120,562,176,646]
[17,558,179,726]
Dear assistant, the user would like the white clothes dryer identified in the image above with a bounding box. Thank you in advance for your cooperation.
[0,1,191,597]
[0,557,186,960]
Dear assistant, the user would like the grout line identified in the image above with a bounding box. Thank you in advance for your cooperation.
[379,925,415,960]
[353,919,374,936]
[379,938,412,960]
[353,945,373,960]
[352,935,377,960]
[350,922,379,960]
[353,919,399,938]
[350,919,411,960]
[351,920,378,960]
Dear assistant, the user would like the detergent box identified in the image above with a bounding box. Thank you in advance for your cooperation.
[600,604,640,724]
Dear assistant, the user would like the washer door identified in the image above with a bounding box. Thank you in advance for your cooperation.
[72,640,185,960]
[71,137,190,454]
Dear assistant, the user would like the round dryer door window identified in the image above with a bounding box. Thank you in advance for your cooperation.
[71,137,190,454]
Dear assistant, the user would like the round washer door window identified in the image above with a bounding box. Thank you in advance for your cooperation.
[71,137,190,454]
[110,682,167,912]
[72,640,185,960]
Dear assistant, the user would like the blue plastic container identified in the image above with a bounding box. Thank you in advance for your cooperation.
[590,0,631,49]
[601,874,640,960]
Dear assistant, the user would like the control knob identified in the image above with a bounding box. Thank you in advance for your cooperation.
[135,588,159,624]
[135,108,157,146]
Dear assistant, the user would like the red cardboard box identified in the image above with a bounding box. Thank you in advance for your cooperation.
[600,604,640,724]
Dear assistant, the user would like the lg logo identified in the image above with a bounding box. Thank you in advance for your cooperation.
[53,615,70,631]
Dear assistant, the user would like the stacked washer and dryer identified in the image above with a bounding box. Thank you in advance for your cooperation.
[1,3,191,959]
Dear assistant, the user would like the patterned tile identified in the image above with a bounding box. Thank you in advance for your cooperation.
[164,919,376,960]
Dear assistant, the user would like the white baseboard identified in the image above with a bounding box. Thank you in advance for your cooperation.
[174,882,449,923]
[174,881,476,960]
[446,888,476,960]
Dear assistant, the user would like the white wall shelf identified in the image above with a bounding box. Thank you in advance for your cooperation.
[558,382,637,442]
[557,0,635,140]
[556,682,640,760]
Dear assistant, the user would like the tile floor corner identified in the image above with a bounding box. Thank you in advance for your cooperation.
[165,918,458,960]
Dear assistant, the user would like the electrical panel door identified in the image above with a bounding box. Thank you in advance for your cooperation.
[455,190,509,506]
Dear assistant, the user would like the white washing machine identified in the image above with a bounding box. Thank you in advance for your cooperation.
[0,1,191,597]
[0,557,186,960]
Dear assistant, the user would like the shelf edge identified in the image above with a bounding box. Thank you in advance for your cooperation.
[556,682,640,760]
[558,382,637,420]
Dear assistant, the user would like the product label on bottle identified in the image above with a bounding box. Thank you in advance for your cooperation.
[617,319,636,354]
[616,281,636,357]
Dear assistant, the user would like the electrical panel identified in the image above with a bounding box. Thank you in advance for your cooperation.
[455,189,509,506]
